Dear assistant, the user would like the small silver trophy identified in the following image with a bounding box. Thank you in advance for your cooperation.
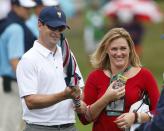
[106,74,127,116]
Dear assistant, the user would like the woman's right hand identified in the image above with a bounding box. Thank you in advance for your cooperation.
[104,81,125,102]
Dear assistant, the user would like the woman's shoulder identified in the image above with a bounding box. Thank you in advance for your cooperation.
[140,67,151,72]
[87,69,106,79]
[88,69,104,76]
[140,67,154,76]
[127,66,141,79]
[86,69,109,84]
[128,67,153,79]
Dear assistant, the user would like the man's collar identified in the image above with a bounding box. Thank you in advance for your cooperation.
[33,40,59,58]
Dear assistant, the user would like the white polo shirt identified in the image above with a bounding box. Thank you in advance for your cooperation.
[16,40,84,125]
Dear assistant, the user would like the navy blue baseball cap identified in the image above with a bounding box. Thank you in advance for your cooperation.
[39,6,70,29]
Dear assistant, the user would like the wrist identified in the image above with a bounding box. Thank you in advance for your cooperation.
[133,111,142,123]
[63,89,69,99]
[85,105,94,122]
[102,95,111,105]
[146,112,153,121]
[137,112,142,123]
[133,112,138,123]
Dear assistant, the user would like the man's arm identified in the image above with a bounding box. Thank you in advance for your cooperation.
[24,86,81,110]
[10,58,20,72]
[8,24,24,73]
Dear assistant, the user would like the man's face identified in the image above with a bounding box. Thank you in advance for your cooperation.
[16,6,32,20]
[34,5,44,16]
[38,21,66,50]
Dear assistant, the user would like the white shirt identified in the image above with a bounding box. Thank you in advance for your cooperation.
[16,40,84,125]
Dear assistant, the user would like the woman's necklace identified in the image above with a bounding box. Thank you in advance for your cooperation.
[109,65,132,84]
[106,65,132,116]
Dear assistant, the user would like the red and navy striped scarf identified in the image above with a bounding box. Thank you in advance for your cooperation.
[60,34,81,87]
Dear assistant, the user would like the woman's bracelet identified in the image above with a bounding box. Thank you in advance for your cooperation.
[133,111,138,123]
[133,111,142,123]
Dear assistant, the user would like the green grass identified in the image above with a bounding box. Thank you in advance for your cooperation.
[142,22,164,89]
[65,1,164,130]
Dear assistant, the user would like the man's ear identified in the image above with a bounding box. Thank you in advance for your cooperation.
[38,20,44,31]
[38,20,42,28]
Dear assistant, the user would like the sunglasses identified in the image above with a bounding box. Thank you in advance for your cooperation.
[39,19,66,32]
[46,25,66,32]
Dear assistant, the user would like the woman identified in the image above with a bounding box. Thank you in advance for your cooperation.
[78,28,160,131]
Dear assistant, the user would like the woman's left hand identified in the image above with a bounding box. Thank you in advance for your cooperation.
[114,112,135,129]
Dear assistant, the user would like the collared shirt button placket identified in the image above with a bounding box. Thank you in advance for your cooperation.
[49,53,57,69]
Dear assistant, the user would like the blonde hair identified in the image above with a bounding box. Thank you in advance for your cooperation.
[90,28,141,70]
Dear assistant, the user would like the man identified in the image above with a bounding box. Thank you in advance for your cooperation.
[16,6,84,131]
[136,87,164,131]
[0,0,36,92]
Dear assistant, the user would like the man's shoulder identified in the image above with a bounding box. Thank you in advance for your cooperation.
[18,48,38,70]
[7,23,23,31]
[4,23,23,36]
[0,23,23,40]
[22,48,37,60]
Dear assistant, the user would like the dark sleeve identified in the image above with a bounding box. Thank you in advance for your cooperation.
[136,88,164,131]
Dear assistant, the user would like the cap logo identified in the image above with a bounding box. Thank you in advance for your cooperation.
[57,12,62,18]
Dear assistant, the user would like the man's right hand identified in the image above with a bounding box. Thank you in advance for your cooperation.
[64,86,81,99]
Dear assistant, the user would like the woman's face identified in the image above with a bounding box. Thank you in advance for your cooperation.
[107,37,130,69]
